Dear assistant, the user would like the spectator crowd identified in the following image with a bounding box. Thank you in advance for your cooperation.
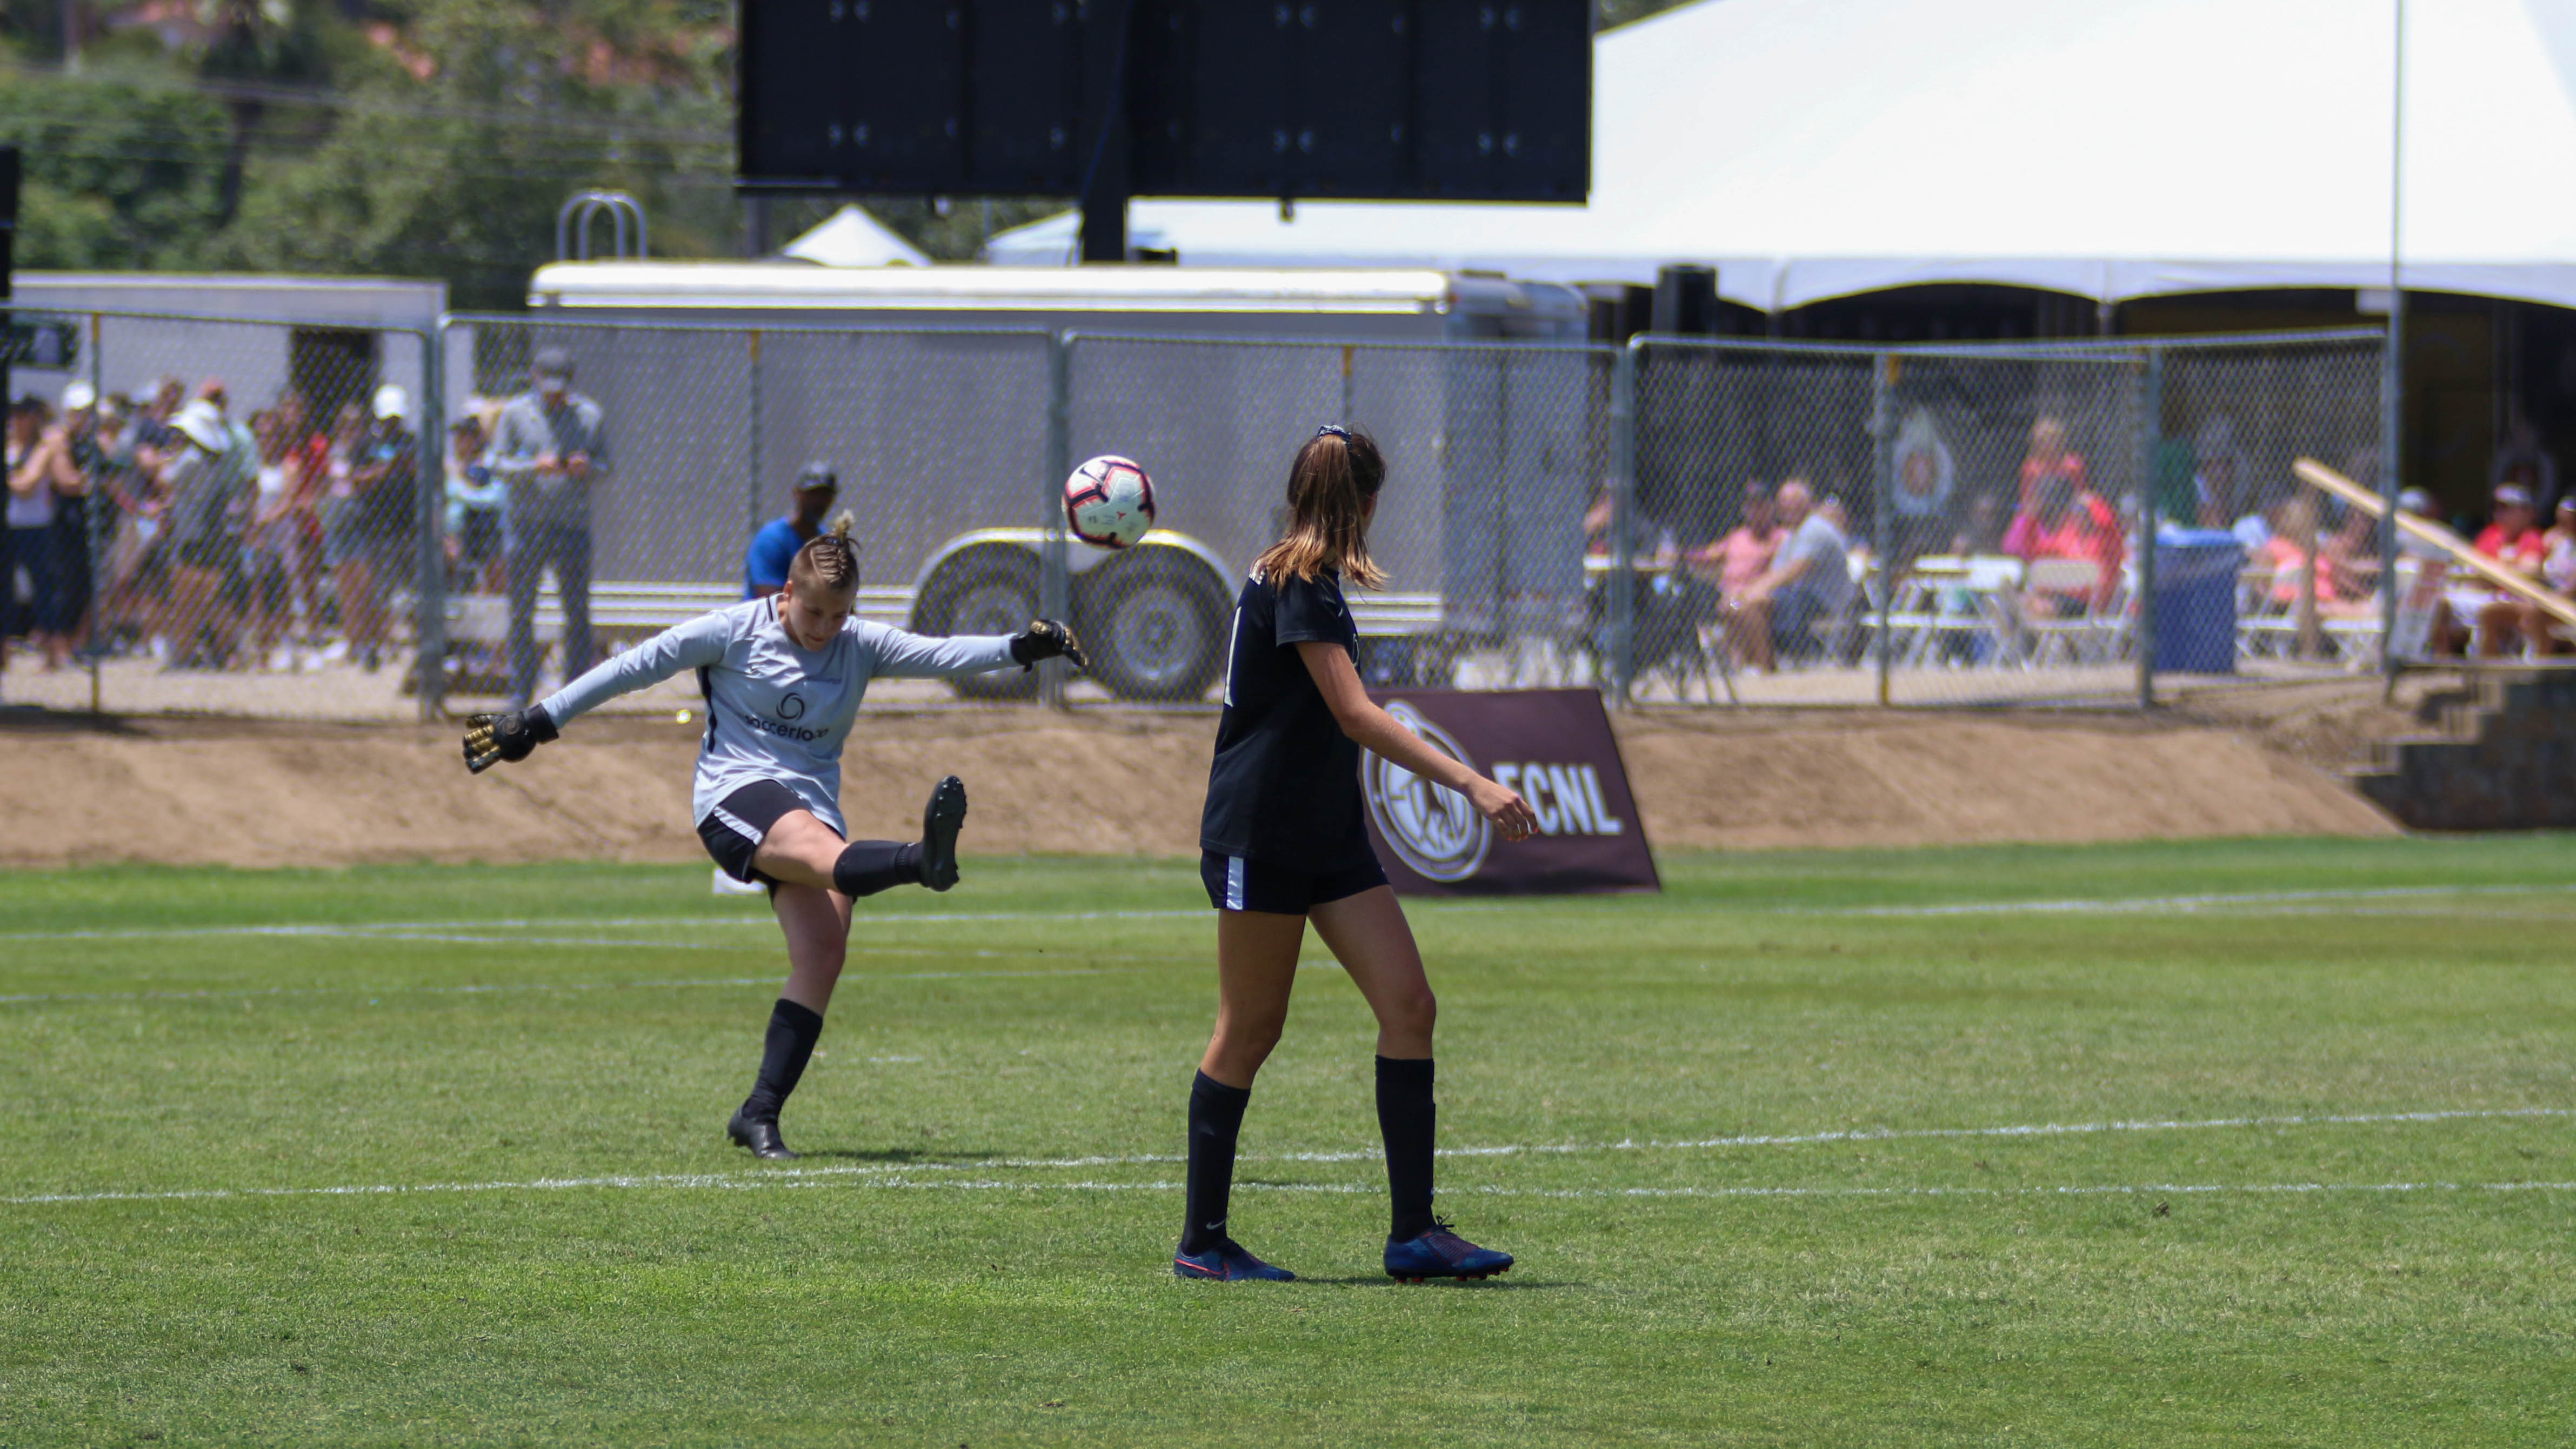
[2,346,609,706]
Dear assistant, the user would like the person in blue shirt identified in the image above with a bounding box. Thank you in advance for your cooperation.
[746,462,840,599]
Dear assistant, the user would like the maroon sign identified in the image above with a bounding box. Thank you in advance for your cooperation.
[1359,688,1659,897]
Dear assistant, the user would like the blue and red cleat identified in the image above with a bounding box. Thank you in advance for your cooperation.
[1384,1220,1514,1282]
[1173,1238,1297,1281]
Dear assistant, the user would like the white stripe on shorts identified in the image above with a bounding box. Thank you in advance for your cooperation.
[1226,857,1246,912]
[708,804,765,846]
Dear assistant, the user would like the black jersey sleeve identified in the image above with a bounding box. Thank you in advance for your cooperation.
[1271,572,1357,652]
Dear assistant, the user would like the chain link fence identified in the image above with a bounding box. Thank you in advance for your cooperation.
[0,309,2392,719]
[1065,335,1612,699]
[3,309,437,720]
[1624,331,2385,706]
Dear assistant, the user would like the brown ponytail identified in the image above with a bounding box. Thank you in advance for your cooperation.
[789,511,861,594]
[1253,426,1386,589]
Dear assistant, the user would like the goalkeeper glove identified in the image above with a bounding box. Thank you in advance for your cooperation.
[463,705,558,774]
[1009,619,1089,671]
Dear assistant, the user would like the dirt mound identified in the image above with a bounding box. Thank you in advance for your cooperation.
[0,698,2393,870]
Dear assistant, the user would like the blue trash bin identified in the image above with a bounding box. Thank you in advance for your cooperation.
[2152,529,2245,675]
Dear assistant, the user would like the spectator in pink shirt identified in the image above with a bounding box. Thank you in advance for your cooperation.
[1686,481,1784,598]
[2004,473,2126,613]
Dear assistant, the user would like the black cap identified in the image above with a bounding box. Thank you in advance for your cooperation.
[532,347,574,383]
[794,461,838,492]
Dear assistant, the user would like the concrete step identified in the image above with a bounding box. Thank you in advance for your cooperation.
[2351,667,2576,829]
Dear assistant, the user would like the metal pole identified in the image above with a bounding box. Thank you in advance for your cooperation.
[746,329,764,551]
[2380,0,2407,697]
[1871,352,1896,707]
[86,310,104,715]
[1341,343,1354,426]
[414,325,448,721]
[1607,340,1638,706]
[1040,332,1072,710]
[2136,348,2163,709]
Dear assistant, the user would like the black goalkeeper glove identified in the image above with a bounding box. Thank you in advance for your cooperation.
[1010,619,1088,671]
[462,705,558,774]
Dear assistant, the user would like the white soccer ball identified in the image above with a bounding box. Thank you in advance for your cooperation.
[1064,455,1156,550]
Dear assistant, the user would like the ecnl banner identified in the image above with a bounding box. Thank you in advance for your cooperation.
[1358,688,1660,897]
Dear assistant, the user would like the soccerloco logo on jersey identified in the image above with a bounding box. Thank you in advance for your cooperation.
[1360,689,1659,897]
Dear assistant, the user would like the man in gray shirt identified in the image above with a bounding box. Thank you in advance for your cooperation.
[489,347,608,707]
[1727,478,1853,671]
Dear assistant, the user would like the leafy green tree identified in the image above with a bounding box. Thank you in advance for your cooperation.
[211,0,738,306]
[0,74,232,269]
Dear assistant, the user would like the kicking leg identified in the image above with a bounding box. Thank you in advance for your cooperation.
[1310,886,1512,1281]
[1175,907,1304,1281]
[746,778,966,898]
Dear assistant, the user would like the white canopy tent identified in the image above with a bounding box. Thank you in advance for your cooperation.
[781,204,932,268]
[988,0,2576,314]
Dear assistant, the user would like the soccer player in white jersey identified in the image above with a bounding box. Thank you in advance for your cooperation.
[461,515,1085,1159]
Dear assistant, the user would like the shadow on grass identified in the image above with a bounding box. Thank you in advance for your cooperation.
[776,1147,1012,1164]
[1289,1276,1581,1291]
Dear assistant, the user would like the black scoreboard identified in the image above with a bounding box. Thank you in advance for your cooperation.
[739,1,1590,256]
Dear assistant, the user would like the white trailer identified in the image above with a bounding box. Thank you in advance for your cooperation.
[493,264,1595,701]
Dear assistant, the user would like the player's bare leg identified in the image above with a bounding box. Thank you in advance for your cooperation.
[1307,886,1436,1060]
[1199,909,1306,1088]
[1310,886,1511,1282]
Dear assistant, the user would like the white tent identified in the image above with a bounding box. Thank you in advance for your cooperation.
[989,0,2576,313]
[782,205,932,268]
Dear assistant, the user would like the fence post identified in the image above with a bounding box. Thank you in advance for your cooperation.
[2378,312,2403,696]
[2134,348,2162,709]
[1607,340,1638,706]
[1871,352,1896,707]
[746,329,764,556]
[86,311,105,716]
[1040,332,1072,710]
[414,324,448,722]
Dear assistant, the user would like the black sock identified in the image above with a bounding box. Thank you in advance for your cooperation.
[1377,1056,1437,1241]
[832,840,921,897]
[1180,1071,1252,1255]
[740,999,824,1122]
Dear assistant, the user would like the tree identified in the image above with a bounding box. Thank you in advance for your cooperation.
[0,74,232,269]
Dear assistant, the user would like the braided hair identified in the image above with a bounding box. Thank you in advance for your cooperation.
[789,512,860,595]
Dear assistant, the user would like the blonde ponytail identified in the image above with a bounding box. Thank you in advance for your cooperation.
[791,511,862,593]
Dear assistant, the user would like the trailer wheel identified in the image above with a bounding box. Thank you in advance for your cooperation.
[916,550,1040,700]
[1078,550,1231,702]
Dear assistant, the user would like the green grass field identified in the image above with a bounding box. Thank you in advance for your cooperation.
[3,838,2572,1446]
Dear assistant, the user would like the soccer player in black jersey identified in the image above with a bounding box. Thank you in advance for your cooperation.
[1177,426,1540,1284]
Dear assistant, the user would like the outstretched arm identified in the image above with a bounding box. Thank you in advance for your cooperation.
[859,619,1086,679]
[1296,641,1537,842]
[542,611,731,723]
[465,611,730,773]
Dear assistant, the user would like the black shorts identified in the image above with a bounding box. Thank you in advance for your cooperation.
[1200,848,1388,914]
[698,780,838,887]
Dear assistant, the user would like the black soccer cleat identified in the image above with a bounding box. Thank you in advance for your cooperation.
[1384,1220,1514,1282]
[726,1109,799,1160]
[919,775,968,892]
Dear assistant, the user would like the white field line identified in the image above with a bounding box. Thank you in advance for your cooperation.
[10,1172,2572,1208]
[1812,884,2576,918]
[4,883,2565,950]
[8,1106,2564,1209]
[0,909,1204,945]
[0,965,1131,1007]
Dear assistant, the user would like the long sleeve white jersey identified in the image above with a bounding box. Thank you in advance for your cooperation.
[538,597,1017,834]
